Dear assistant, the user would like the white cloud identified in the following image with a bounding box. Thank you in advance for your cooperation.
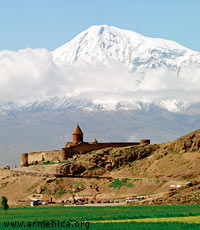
[0,48,200,106]
[0,48,63,104]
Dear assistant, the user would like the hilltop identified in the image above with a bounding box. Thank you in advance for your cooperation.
[0,129,200,206]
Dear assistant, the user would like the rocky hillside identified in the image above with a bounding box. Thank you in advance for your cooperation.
[55,129,200,179]
[0,129,200,206]
[170,129,200,153]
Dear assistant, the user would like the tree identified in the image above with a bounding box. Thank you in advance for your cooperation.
[1,196,9,214]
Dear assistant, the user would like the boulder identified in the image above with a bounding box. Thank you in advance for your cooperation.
[61,163,86,176]
[70,164,86,175]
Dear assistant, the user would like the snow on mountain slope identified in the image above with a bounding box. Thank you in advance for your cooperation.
[52,25,198,72]
[0,96,200,115]
[51,25,200,113]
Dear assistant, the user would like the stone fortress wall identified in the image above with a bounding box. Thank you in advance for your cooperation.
[20,125,150,167]
[21,150,60,167]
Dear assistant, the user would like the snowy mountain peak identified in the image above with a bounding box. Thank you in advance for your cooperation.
[52,25,195,69]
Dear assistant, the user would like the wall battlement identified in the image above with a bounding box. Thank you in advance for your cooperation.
[20,125,150,167]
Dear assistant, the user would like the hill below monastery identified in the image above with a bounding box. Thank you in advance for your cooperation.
[0,129,200,206]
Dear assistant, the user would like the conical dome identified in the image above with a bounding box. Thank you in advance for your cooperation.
[73,125,83,135]
[72,124,83,144]
[93,138,98,143]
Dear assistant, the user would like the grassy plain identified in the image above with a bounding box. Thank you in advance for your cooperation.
[0,205,200,229]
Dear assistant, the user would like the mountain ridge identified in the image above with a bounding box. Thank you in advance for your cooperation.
[1,96,200,115]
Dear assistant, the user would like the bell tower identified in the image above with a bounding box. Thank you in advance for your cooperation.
[72,124,83,144]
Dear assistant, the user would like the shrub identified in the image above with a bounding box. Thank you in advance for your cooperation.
[1,196,9,215]
[58,187,66,195]
[109,179,123,189]
[109,178,134,189]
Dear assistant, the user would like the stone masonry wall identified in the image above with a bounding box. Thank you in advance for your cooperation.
[26,150,60,166]
[21,141,150,167]
[67,142,140,155]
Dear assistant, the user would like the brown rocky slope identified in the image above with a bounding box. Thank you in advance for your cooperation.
[0,129,200,205]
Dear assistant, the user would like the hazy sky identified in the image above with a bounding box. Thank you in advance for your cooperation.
[0,0,200,51]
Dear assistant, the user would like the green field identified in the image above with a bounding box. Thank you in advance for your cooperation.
[0,205,200,229]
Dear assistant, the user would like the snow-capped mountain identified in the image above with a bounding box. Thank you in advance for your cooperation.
[52,25,199,72]
[0,96,200,116]
[0,25,200,113]
[51,25,200,113]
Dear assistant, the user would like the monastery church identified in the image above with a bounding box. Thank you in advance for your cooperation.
[21,125,150,167]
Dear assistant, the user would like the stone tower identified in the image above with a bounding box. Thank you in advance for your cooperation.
[72,124,83,144]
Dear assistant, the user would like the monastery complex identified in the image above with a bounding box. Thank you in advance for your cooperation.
[20,125,150,167]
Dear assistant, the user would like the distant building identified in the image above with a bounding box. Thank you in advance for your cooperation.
[21,124,150,167]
